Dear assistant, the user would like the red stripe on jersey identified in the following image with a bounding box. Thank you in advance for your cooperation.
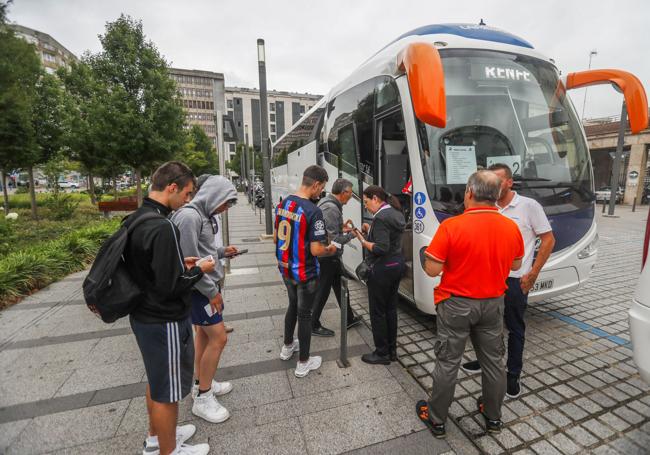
[297,208,308,282]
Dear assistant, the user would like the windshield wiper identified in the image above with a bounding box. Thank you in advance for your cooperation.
[513,177,551,182]
[516,182,595,199]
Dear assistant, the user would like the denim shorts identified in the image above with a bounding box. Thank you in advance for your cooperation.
[190,290,224,326]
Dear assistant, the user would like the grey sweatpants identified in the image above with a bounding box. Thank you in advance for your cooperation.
[428,295,506,423]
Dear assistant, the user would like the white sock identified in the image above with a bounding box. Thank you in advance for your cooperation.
[146,435,159,446]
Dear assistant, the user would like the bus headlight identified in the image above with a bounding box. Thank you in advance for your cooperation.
[577,234,599,259]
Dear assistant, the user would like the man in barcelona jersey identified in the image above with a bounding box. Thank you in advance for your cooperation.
[274,165,337,378]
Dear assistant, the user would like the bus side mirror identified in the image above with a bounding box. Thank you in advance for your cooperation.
[398,43,446,128]
[565,69,649,134]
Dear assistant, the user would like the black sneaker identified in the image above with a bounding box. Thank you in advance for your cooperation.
[506,373,521,399]
[347,316,362,329]
[461,360,481,373]
[312,326,335,337]
[477,396,503,434]
[416,400,446,438]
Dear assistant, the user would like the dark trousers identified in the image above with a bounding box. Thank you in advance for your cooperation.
[283,277,318,362]
[428,296,506,423]
[367,256,404,357]
[504,277,528,377]
[312,257,355,329]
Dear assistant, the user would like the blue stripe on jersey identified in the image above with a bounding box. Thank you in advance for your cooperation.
[291,205,304,281]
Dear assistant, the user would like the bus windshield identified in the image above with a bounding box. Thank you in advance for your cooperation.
[418,49,594,216]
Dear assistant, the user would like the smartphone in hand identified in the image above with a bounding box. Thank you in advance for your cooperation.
[226,248,248,258]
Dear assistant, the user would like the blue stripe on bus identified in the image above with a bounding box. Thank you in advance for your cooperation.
[389,24,534,49]
[547,311,631,348]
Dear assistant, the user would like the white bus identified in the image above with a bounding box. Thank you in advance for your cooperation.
[271,23,649,315]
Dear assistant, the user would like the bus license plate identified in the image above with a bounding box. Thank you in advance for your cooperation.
[532,279,554,292]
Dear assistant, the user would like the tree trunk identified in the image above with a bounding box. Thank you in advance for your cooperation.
[88,172,96,205]
[27,166,38,220]
[135,168,143,207]
[113,175,119,200]
[1,170,9,215]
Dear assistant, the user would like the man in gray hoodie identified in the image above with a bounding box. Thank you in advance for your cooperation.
[171,175,238,425]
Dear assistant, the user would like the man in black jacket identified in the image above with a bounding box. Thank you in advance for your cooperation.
[311,178,361,336]
[125,161,215,455]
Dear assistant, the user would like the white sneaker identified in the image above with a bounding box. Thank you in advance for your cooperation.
[280,339,299,360]
[143,424,196,454]
[173,443,210,455]
[191,380,233,399]
[294,356,322,378]
[192,391,230,423]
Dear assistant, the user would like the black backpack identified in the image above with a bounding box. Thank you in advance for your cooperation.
[83,212,164,323]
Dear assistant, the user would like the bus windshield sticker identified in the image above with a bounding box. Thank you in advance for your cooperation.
[470,64,535,83]
[413,220,425,234]
[415,207,426,219]
[446,146,477,184]
[486,155,522,176]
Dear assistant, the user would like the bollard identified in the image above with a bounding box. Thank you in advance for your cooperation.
[602,198,607,213]
[337,273,351,368]
[633,195,637,212]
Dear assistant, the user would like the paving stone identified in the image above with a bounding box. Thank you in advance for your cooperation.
[530,439,563,455]
[608,437,647,455]
[566,379,592,394]
[589,444,620,455]
[548,432,582,455]
[558,402,589,421]
[582,418,616,440]
[6,400,129,454]
[522,394,550,412]
[626,398,650,416]
[537,389,563,406]
[509,422,540,443]
[475,436,505,455]
[613,405,645,425]
[572,397,603,416]
[588,391,617,408]
[526,415,556,436]
[507,400,534,418]
[493,428,521,450]
[626,428,650,448]
[541,408,572,427]
[565,425,599,447]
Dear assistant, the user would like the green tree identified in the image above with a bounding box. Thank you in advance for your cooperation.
[26,73,69,218]
[176,125,219,176]
[90,14,185,205]
[59,60,123,204]
[228,143,261,179]
[0,5,40,214]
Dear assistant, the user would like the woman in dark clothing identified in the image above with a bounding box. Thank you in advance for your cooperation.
[354,185,406,365]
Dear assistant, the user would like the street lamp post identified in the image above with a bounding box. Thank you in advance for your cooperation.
[246,124,254,208]
[257,38,273,235]
[580,49,598,121]
[215,111,231,271]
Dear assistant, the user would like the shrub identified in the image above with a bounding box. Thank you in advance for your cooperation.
[43,193,80,220]
[0,220,119,308]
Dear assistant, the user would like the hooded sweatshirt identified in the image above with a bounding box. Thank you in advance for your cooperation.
[366,204,406,262]
[171,176,237,300]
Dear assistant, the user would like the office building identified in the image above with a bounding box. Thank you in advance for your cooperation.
[11,24,77,73]
[225,87,321,159]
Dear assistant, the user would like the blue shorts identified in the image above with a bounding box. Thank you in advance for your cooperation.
[191,290,224,326]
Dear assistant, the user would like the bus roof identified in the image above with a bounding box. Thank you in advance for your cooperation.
[274,23,554,147]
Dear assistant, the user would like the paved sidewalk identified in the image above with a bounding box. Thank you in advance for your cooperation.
[0,195,475,455]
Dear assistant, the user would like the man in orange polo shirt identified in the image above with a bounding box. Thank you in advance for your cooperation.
[415,170,524,439]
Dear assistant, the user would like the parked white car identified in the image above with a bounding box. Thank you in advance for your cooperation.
[57,180,78,189]
[629,213,650,383]
[595,186,624,203]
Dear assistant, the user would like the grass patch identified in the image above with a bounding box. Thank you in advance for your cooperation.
[0,219,119,309]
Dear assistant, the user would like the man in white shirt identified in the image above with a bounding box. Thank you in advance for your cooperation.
[462,163,555,399]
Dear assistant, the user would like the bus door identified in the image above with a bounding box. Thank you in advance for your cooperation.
[374,108,414,300]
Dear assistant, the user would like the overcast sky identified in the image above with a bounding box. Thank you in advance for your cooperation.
[8,0,650,119]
